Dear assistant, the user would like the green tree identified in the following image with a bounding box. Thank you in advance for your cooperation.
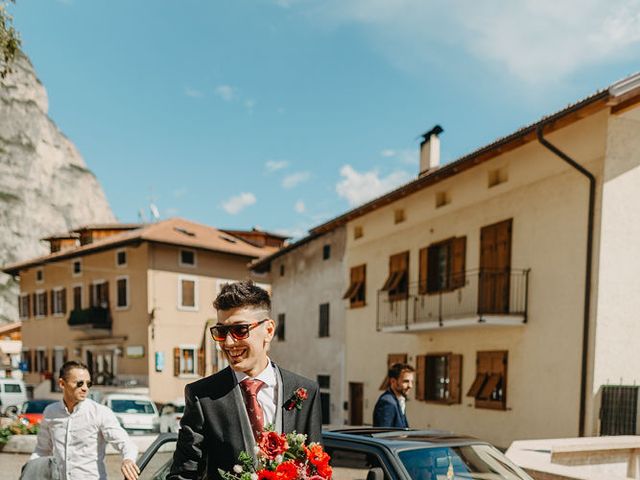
[0,0,20,79]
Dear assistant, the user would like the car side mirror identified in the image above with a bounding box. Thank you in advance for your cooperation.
[366,467,384,480]
[5,405,18,417]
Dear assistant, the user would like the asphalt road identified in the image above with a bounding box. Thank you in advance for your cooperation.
[1,453,126,480]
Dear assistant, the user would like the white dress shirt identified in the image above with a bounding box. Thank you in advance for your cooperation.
[31,398,138,480]
[234,360,279,427]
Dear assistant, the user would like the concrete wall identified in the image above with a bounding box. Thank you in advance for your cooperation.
[343,111,609,448]
[268,227,347,425]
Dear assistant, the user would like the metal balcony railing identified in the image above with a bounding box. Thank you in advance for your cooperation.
[376,268,530,331]
[67,306,112,330]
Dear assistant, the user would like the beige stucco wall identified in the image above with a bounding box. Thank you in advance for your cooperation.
[268,226,347,425]
[343,112,609,448]
[589,107,640,433]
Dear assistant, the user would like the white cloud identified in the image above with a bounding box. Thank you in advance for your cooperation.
[244,99,256,112]
[304,0,640,84]
[335,165,412,207]
[265,160,289,172]
[294,200,306,213]
[282,171,311,189]
[214,84,236,101]
[184,87,204,98]
[380,149,396,157]
[221,192,256,215]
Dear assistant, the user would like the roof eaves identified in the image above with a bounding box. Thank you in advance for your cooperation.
[250,231,324,273]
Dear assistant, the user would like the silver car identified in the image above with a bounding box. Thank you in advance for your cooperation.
[102,393,160,434]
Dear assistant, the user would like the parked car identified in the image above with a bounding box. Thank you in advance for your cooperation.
[18,399,58,425]
[135,428,534,479]
[0,378,27,415]
[101,393,160,434]
[159,399,185,433]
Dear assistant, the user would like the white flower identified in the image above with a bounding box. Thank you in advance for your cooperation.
[254,446,261,454]
[296,433,306,443]
[275,455,284,463]
[233,465,243,473]
[250,474,258,480]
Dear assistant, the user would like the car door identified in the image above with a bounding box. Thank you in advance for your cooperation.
[2,381,26,410]
[323,440,402,480]
[135,433,177,480]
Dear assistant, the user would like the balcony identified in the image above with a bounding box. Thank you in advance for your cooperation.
[67,307,112,331]
[376,269,530,332]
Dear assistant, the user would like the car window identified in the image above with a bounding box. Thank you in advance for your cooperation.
[3,383,22,393]
[24,401,54,413]
[111,399,156,414]
[138,436,177,480]
[325,446,388,480]
[398,445,532,480]
[175,405,185,413]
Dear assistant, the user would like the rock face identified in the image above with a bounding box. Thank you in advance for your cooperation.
[0,52,115,323]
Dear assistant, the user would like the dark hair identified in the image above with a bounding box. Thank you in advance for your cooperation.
[388,362,415,380]
[213,280,271,312]
[59,360,89,381]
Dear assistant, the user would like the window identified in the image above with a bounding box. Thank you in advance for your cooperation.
[394,208,406,224]
[174,347,196,376]
[319,303,330,337]
[467,350,508,410]
[90,281,109,308]
[21,350,32,373]
[276,313,286,341]
[322,244,331,260]
[488,167,508,187]
[73,285,82,311]
[415,353,462,404]
[34,291,47,317]
[116,277,129,308]
[435,191,450,208]
[19,294,30,319]
[280,264,285,277]
[179,249,196,267]
[320,392,331,425]
[178,276,198,310]
[324,447,386,480]
[419,237,466,294]
[3,383,22,393]
[72,260,82,276]
[116,249,127,267]
[36,268,44,283]
[317,375,331,389]
[343,264,366,308]
[52,288,67,316]
[354,226,363,239]
[381,251,409,301]
[35,349,48,373]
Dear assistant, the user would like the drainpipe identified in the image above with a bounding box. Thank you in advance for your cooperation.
[536,125,595,438]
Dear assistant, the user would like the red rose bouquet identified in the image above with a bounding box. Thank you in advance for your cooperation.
[219,429,332,480]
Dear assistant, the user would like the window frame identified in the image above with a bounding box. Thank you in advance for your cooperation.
[419,237,466,295]
[318,303,330,338]
[35,268,44,284]
[178,345,197,377]
[90,280,109,308]
[115,248,128,268]
[381,251,409,302]
[322,244,331,260]
[416,352,463,405]
[115,275,130,310]
[177,274,199,311]
[72,259,82,277]
[51,287,66,317]
[34,289,47,318]
[179,249,197,268]
[343,264,366,308]
[19,293,30,320]
[72,284,83,311]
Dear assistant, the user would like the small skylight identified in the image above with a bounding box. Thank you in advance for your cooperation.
[174,227,195,237]
[220,235,237,244]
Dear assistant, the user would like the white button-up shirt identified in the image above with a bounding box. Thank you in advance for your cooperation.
[234,361,279,427]
[30,398,138,480]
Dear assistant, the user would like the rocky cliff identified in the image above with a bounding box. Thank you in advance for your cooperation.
[0,52,115,323]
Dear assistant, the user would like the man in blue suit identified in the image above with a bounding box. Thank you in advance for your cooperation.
[373,363,415,428]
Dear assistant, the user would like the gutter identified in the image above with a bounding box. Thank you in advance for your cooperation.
[536,125,595,438]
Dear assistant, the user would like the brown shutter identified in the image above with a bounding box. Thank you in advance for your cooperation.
[448,354,462,404]
[63,348,69,363]
[103,281,110,306]
[50,290,55,314]
[419,247,428,294]
[173,348,180,376]
[197,346,205,377]
[29,350,35,373]
[379,353,409,390]
[450,237,466,289]
[62,288,67,314]
[32,293,37,315]
[415,355,427,401]
[27,295,32,318]
[43,291,48,316]
[466,373,487,398]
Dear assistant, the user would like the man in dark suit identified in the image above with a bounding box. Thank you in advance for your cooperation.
[168,281,322,480]
[373,362,415,428]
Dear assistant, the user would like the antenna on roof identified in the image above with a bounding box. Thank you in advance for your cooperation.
[138,208,148,223]
[150,203,160,222]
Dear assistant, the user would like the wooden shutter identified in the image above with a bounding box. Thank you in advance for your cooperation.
[61,288,67,314]
[415,355,427,401]
[50,290,55,315]
[419,247,428,294]
[379,353,408,390]
[103,281,110,306]
[197,346,205,377]
[450,237,466,289]
[173,348,180,376]
[27,295,32,318]
[466,373,487,397]
[29,350,35,373]
[43,291,48,316]
[448,354,462,404]
[63,348,68,363]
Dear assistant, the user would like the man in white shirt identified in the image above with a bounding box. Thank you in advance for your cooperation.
[29,361,140,480]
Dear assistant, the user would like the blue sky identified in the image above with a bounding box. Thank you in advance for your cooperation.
[12,0,640,238]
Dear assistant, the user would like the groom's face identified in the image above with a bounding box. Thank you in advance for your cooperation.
[216,305,275,376]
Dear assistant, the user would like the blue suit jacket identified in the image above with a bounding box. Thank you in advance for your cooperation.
[372,390,409,428]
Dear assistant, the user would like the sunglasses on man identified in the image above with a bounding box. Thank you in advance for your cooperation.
[209,319,269,342]
[71,380,92,389]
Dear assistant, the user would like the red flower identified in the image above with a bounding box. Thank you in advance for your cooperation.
[258,431,289,460]
[304,443,332,478]
[257,470,278,480]
[295,388,308,400]
[274,461,299,480]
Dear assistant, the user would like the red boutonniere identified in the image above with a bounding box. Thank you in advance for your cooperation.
[284,387,308,411]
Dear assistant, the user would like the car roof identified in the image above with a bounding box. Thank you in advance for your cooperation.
[322,428,486,450]
[104,393,153,401]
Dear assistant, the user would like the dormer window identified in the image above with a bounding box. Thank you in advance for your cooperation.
[180,249,196,267]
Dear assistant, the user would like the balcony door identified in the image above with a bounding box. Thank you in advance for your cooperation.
[478,219,512,314]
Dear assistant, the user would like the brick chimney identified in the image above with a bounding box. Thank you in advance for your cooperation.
[419,125,443,176]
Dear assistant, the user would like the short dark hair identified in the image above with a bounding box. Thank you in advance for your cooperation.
[213,280,271,312]
[388,362,415,380]
[59,360,89,381]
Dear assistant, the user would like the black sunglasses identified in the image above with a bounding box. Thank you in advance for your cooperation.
[73,380,92,389]
[210,319,269,342]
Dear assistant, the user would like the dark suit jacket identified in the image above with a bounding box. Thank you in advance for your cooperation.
[168,364,322,480]
[372,390,409,428]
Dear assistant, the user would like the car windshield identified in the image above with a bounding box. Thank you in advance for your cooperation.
[175,405,185,413]
[23,400,55,413]
[399,444,532,480]
[111,399,155,414]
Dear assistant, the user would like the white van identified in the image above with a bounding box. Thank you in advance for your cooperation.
[0,379,27,414]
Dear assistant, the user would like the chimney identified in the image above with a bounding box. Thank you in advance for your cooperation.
[419,125,443,176]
